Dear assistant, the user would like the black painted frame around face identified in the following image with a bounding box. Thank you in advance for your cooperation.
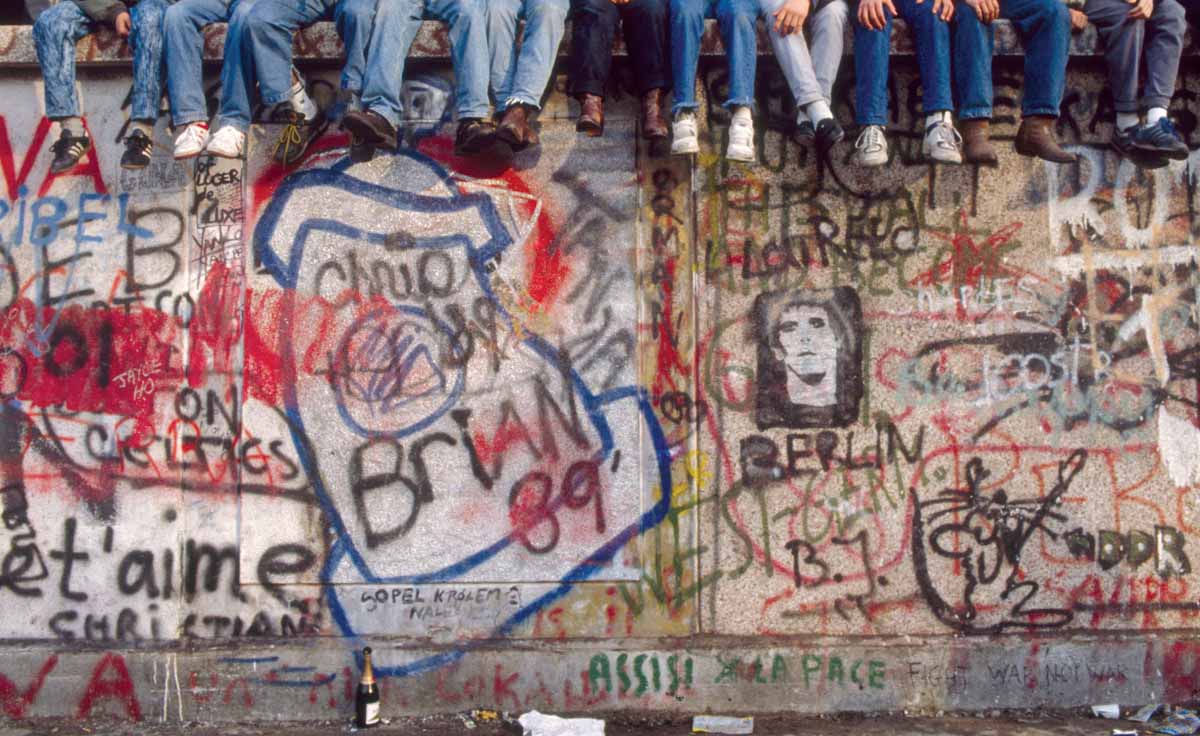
[753,286,864,430]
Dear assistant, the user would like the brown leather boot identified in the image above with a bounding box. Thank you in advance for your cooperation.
[497,103,539,150]
[1014,116,1077,163]
[641,88,669,140]
[960,119,998,165]
[576,94,604,136]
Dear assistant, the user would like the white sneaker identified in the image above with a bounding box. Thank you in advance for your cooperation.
[205,125,245,159]
[173,122,209,159]
[671,113,699,155]
[923,120,963,164]
[726,113,755,163]
[854,125,888,167]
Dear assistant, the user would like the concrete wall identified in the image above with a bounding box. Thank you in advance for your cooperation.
[0,28,1199,723]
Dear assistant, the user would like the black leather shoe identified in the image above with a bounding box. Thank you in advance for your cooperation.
[814,118,844,154]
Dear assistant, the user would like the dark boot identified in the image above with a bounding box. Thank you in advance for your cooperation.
[641,88,669,140]
[960,119,998,165]
[455,118,510,159]
[576,94,604,136]
[497,103,539,151]
[1014,116,1076,163]
[341,108,397,151]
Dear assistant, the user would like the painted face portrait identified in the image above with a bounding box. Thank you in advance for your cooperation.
[772,304,840,407]
[754,288,863,429]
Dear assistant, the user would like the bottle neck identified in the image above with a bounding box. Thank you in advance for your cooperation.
[361,652,376,686]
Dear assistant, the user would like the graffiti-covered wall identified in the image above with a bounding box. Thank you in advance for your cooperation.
[0,35,1199,722]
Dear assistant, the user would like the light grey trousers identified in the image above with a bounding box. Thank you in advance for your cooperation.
[760,0,849,115]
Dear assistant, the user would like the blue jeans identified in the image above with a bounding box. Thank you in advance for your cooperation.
[362,0,490,126]
[671,0,759,114]
[165,0,251,126]
[35,0,171,121]
[854,0,953,124]
[952,0,1069,119]
[218,0,376,130]
[488,0,570,111]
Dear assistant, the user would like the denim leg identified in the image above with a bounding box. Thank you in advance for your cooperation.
[130,0,170,122]
[853,8,893,124]
[622,0,671,93]
[809,0,848,100]
[165,0,233,126]
[715,0,758,107]
[762,0,826,109]
[487,0,522,108]
[33,1,92,120]
[1084,0,1143,112]
[216,0,271,130]
[1003,0,1068,117]
[335,0,378,93]
[1142,0,1186,109]
[246,0,329,107]
[670,0,709,113]
[951,6,994,119]
[429,0,491,119]
[569,0,619,97]
[505,0,569,108]
[898,0,953,113]
[359,0,424,127]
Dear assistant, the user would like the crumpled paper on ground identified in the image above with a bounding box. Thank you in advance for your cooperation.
[518,710,605,736]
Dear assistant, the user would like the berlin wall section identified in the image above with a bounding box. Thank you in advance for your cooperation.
[0,45,1197,722]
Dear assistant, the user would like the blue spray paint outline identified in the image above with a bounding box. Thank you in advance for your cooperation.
[329,303,467,440]
[252,150,672,678]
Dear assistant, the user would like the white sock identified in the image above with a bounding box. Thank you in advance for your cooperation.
[925,111,951,128]
[806,100,833,124]
[290,79,318,120]
[60,116,85,137]
[1116,112,1140,131]
[1146,107,1168,124]
[130,120,153,136]
[732,105,752,125]
[676,109,695,122]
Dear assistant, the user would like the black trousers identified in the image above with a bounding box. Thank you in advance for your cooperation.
[568,0,670,97]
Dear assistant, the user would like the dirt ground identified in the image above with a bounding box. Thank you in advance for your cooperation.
[0,711,1168,736]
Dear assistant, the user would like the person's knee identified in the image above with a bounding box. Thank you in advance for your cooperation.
[909,0,946,29]
[33,3,70,42]
[952,4,983,29]
[334,0,374,27]
[1033,0,1070,28]
[815,0,850,28]
[671,0,705,26]
[228,0,259,29]
[487,0,521,25]
[444,0,486,26]
[1158,0,1187,34]
[527,0,569,24]
[1050,0,1070,28]
[627,0,668,22]
[575,0,616,18]
[241,1,288,40]
[163,2,192,33]
[715,0,758,26]
[132,0,166,27]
